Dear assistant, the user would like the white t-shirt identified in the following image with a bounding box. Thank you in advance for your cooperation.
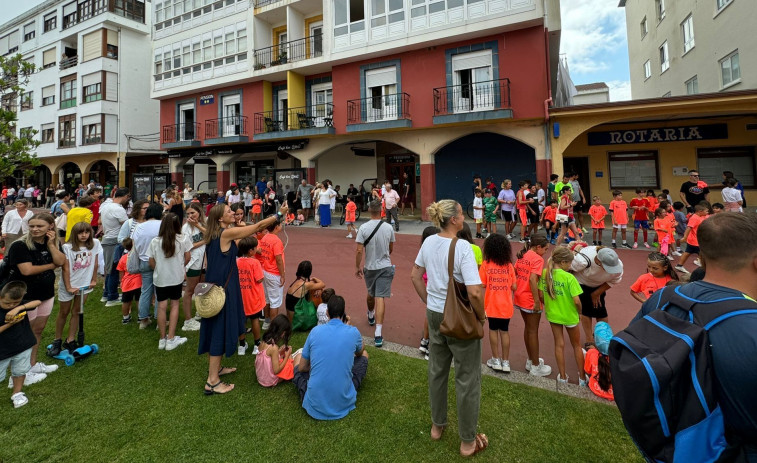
[183,188,193,201]
[132,220,162,262]
[384,190,400,209]
[318,188,333,206]
[721,187,743,210]
[182,223,205,270]
[537,188,546,212]
[414,235,481,313]
[99,199,128,240]
[570,246,623,288]
[63,240,103,289]
[147,234,192,287]
[473,197,483,220]
[317,303,329,325]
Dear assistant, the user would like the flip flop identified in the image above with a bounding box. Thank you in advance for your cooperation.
[218,367,237,376]
[461,434,488,457]
[430,424,446,441]
[204,381,234,395]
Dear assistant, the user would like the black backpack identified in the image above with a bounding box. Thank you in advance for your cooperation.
[610,285,757,463]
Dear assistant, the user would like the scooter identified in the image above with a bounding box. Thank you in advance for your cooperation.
[46,287,99,366]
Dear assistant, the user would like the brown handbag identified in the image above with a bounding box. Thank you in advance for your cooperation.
[439,238,486,340]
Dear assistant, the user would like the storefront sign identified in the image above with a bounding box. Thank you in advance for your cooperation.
[200,94,214,105]
[277,142,306,151]
[588,124,728,146]
[389,155,415,163]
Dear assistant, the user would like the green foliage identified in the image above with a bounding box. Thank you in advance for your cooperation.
[0,54,40,179]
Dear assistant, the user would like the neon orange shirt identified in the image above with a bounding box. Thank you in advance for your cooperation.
[686,213,708,246]
[629,198,649,221]
[252,198,263,214]
[258,233,284,275]
[646,197,659,217]
[345,201,357,222]
[238,257,266,315]
[479,261,515,319]
[584,348,614,401]
[116,252,142,292]
[543,206,557,223]
[654,218,671,242]
[609,200,628,225]
[630,272,672,299]
[588,205,608,229]
[514,250,544,309]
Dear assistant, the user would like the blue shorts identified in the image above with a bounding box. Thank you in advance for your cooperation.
[634,220,650,229]
[685,244,700,255]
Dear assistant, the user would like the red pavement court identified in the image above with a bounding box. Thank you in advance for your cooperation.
[279,225,661,381]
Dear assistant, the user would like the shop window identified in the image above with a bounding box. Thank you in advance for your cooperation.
[698,147,755,188]
[609,151,659,189]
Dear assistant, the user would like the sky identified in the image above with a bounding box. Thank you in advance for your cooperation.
[1,0,632,101]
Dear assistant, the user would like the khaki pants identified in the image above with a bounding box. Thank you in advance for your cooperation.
[427,309,482,442]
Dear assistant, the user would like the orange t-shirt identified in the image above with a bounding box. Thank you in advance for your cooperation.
[646,197,659,217]
[630,272,672,299]
[665,215,677,234]
[685,213,708,246]
[609,200,628,225]
[252,198,263,214]
[237,257,266,315]
[478,261,515,319]
[258,233,284,275]
[654,218,671,242]
[588,205,608,229]
[116,252,142,292]
[514,250,544,309]
[543,206,557,223]
[584,348,614,401]
[516,188,529,210]
[345,201,357,222]
[629,198,649,221]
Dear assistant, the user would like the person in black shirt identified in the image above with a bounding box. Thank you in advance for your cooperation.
[679,170,710,213]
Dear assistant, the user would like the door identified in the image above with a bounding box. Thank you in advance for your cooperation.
[179,103,195,140]
[368,84,398,122]
[277,90,288,130]
[455,66,492,112]
[310,23,323,57]
[312,87,332,126]
[563,157,591,202]
[222,94,241,136]
[385,157,416,207]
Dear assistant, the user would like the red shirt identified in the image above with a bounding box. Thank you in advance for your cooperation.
[514,250,544,309]
[116,252,142,292]
[258,233,284,275]
[237,257,265,315]
[89,199,101,227]
[479,261,516,319]
[629,198,649,221]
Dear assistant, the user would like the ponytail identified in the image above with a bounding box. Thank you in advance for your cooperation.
[545,247,574,300]
[597,353,612,392]
[517,234,548,259]
[544,256,558,300]
[648,251,679,281]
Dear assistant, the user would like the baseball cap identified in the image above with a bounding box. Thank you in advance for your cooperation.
[594,321,613,355]
[230,183,238,187]
[597,248,622,274]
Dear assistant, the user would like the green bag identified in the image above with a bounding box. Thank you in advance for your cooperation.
[292,283,317,332]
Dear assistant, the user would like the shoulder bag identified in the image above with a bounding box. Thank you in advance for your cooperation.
[292,282,317,332]
[194,251,233,319]
[361,220,385,248]
[439,238,486,340]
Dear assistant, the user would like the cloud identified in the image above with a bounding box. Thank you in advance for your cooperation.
[560,0,628,74]
[607,80,632,101]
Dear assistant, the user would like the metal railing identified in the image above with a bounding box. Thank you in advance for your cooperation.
[254,103,333,134]
[432,78,511,116]
[62,0,144,29]
[253,34,323,70]
[347,93,410,124]
[59,56,78,70]
[205,116,249,138]
[163,122,202,143]
[254,0,281,6]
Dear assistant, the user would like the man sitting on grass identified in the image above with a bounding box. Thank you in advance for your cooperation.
[294,295,369,420]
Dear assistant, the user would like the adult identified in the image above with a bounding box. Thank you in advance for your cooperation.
[317,182,335,227]
[6,185,15,205]
[264,181,277,216]
[181,203,205,331]
[99,188,130,307]
[410,199,487,457]
[294,295,369,420]
[44,184,56,209]
[3,213,65,385]
[242,185,253,221]
[382,183,401,232]
[256,176,268,198]
[722,171,746,209]
[226,185,240,205]
[18,185,28,203]
[633,212,757,460]
[132,204,165,329]
[297,179,314,223]
[65,196,94,242]
[355,201,396,347]
[472,174,482,194]
[199,203,284,395]
[50,190,71,237]
[2,199,33,244]
[399,172,414,216]
[497,179,517,239]
[721,178,744,212]
[570,173,587,230]
[165,189,185,223]
[183,183,193,207]
[103,181,113,198]
[570,246,623,346]
[679,170,710,213]
[32,185,42,208]
[554,173,573,203]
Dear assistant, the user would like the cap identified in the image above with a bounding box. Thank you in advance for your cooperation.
[230,183,238,187]
[594,321,613,355]
[597,248,622,274]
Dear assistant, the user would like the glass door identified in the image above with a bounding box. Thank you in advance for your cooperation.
[179,103,195,140]
[222,94,240,136]
[312,87,332,126]
[368,84,397,122]
[310,23,323,57]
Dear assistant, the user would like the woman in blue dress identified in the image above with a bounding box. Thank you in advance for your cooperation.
[200,203,284,395]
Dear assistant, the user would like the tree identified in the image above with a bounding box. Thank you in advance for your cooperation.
[0,54,40,181]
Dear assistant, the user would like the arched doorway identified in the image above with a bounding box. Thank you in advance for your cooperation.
[32,165,53,191]
[88,160,118,187]
[58,162,82,194]
[434,132,536,204]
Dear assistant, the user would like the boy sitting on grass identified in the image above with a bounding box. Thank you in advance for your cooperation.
[0,281,42,408]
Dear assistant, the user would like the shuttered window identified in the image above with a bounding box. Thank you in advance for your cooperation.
[105,72,118,101]
[82,30,103,62]
[451,50,491,71]
[82,72,102,103]
[43,48,56,68]
[106,29,118,59]
[365,66,396,88]
[42,85,55,106]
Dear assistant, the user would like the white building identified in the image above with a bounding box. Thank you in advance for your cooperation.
[573,82,609,105]
[0,0,161,192]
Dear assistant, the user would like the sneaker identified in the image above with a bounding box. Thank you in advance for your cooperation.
[612,242,617,249]
[374,336,383,348]
[486,357,502,371]
[424,353,429,360]
[632,242,638,249]
[550,239,556,245]
[525,358,547,371]
[47,339,62,357]
[675,265,690,274]
[519,238,526,243]
[651,242,659,248]
[557,374,569,384]
[139,318,151,330]
[238,342,248,356]
[182,319,201,331]
[158,337,166,350]
[122,316,132,325]
[579,376,589,387]
[367,311,376,326]
[193,314,202,321]
[62,340,78,353]
[529,360,552,377]
[252,345,260,355]
[100,296,108,303]
[501,360,511,373]
[8,371,47,388]
[644,243,651,249]
[105,300,121,307]
[165,336,187,351]
[623,243,633,249]
[671,251,682,256]
[29,362,58,374]
[262,320,270,331]
[419,338,429,354]
[694,258,702,267]
[11,392,28,408]
[346,233,353,239]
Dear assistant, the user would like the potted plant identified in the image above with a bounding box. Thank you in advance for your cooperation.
[278,51,287,64]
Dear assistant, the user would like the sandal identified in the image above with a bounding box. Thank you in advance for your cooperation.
[461,434,488,457]
[204,381,234,395]
[430,424,446,441]
[218,367,237,376]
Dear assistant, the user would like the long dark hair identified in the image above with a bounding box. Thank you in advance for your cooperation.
[597,354,612,392]
[421,226,440,245]
[159,213,181,258]
[482,234,512,266]
[262,314,291,347]
[517,234,548,259]
[456,222,474,244]
[296,261,313,280]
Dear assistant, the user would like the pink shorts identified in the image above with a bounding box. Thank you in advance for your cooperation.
[26,298,54,322]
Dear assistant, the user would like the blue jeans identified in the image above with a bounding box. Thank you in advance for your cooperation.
[103,244,124,301]
[138,260,155,321]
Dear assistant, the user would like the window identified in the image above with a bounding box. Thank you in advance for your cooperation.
[720,50,740,87]
[644,60,651,79]
[20,92,32,110]
[237,28,247,52]
[44,13,57,33]
[0,31,20,56]
[681,15,695,53]
[311,85,332,126]
[19,127,34,141]
[178,103,196,141]
[82,115,102,145]
[655,0,665,21]
[452,50,493,113]
[42,85,55,106]
[640,17,647,38]
[334,0,365,36]
[43,48,56,69]
[371,0,404,27]
[659,41,669,72]
[365,67,397,121]
[717,0,733,11]
[685,75,698,94]
[58,114,76,147]
[41,123,54,144]
[609,151,659,188]
[698,147,755,187]
[106,30,118,59]
[82,30,103,62]
[221,94,241,136]
[63,2,77,29]
[60,76,77,109]
[82,73,102,102]
[23,23,35,42]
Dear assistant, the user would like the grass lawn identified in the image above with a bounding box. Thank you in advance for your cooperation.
[1,287,642,463]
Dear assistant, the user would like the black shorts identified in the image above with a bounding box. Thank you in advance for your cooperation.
[575,200,587,212]
[544,220,555,229]
[579,284,608,319]
[247,311,264,319]
[685,244,700,255]
[121,287,142,303]
[501,211,514,222]
[488,317,511,331]
[527,212,539,224]
[155,283,183,302]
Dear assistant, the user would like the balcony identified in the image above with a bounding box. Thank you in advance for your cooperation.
[432,78,512,125]
[62,0,144,30]
[204,116,249,144]
[162,122,202,149]
[254,0,280,6]
[59,56,78,71]
[347,93,412,133]
[253,34,323,70]
[253,103,335,140]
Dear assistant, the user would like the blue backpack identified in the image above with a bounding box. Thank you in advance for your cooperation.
[610,285,757,463]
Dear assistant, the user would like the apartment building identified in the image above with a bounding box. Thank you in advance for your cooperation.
[620,0,755,99]
[0,0,160,191]
[153,0,562,209]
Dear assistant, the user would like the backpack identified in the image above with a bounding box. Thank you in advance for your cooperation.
[609,285,757,463]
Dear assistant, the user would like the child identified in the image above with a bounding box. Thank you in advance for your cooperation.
[480,234,516,373]
[116,238,142,325]
[526,184,540,239]
[0,281,41,408]
[672,201,687,254]
[259,218,286,330]
[555,186,581,246]
[515,180,532,242]
[588,196,607,246]
[536,181,546,214]
[514,235,552,377]
[541,200,558,242]
[48,222,101,356]
[147,213,191,351]
[721,178,743,212]
[653,208,675,257]
[418,226,440,360]
[472,188,484,238]
[675,204,709,274]
[645,190,659,220]
[662,189,673,205]
[584,321,614,401]
[284,260,325,324]
[458,222,482,267]
[254,314,301,387]
[539,247,587,386]
[629,188,650,249]
[711,203,725,213]
[609,190,631,249]
[316,288,335,326]
[237,236,266,355]
[630,251,679,304]
[345,196,358,239]
[482,189,499,235]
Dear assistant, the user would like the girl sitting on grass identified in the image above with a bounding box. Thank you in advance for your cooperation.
[255,314,301,387]
[584,321,614,401]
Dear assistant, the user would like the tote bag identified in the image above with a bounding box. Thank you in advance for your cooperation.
[292,283,317,331]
